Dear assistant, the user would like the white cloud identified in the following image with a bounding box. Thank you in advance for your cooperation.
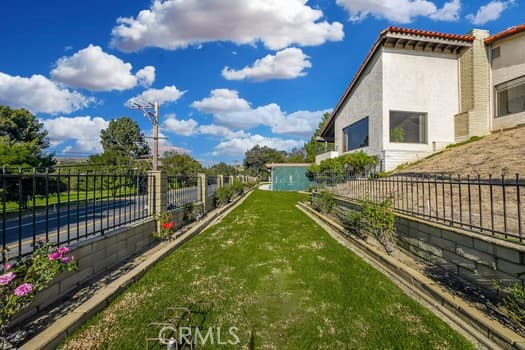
[222,48,312,82]
[136,66,156,87]
[42,116,109,153]
[336,0,461,23]
[466,0,513,25]
[127,86,186,106]
[110,0,344,52]
[50,45,155,91]
[191,88,327,135]
[197,124,249,139]
[272,109,331,137]
[163,114,198,136]
[212,134,303,156]
[190,89,251,114]
[0,72,92,114]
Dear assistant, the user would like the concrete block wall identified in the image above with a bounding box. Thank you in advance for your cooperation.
[11,218,157,327]
[396,215,525,291]
[329,195,525,294]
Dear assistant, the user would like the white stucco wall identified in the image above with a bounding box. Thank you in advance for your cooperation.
[334,50,383,158]
[381,48,460,170]
[489,32,525,130]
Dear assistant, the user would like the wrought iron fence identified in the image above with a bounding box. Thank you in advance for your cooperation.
[314,172,524,242]
[167,175,198,210]
[207,175,218,197]
[1,168,155,263]
[223,176,231,185]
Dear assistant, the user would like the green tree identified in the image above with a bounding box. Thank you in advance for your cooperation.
[161,152,203,176]
[0,106,54,168]
[287,147,306,163]
[207,162,236,176]
[99,117,149,166]
[243,145,287,177]
[304,112,333,162]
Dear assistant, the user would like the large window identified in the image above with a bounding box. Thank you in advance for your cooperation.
[343,117,369,152]
[389,111,427,144]
[496,76,525,117]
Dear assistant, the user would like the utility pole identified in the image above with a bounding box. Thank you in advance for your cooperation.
[131,101,159,171]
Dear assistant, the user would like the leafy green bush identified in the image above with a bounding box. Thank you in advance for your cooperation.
[339,209,368,240]
[312,190,335,214]
[362,199,396,254]
[215,186,233,207]
[307,151,379,178]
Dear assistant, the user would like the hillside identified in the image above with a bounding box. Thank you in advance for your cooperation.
[395,127,525,177]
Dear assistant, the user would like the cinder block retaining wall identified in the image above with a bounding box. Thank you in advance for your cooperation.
[331,195,525,293]
[11,218,157,326]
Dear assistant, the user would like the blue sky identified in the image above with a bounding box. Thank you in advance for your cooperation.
[0,0,523,166]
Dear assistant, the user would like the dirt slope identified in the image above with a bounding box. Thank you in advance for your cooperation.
[396,127,525,177]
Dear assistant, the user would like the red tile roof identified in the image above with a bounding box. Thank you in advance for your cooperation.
[386,26,475,42]
[319,27,474,137]
[485,23,525,44]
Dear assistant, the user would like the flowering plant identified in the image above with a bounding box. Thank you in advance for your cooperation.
[0,240,77,328]
[155,212,176,240]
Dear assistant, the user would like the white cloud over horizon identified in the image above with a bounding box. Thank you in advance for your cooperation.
[42,116,109,153]
[336,0,461,23]
[212,134,303,157]
[110,0,344,52]
[466,0,514,25]
[190,88,328,137]
[0,72,92,115]
[222,48,312,82]
[51,45,155,91]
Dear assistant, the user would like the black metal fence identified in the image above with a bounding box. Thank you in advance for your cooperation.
[314,172,524,242]
[1,168,155,263]
[223,176,231,185]
[167,175,198,210]
[207,175,218,197]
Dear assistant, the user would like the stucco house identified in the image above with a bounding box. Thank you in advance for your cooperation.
[317,24,525,171]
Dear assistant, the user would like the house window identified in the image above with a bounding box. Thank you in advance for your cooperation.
[389,111,427,144]
[343,117,369,152]
[491,46,500,59]
[496,76,525,117]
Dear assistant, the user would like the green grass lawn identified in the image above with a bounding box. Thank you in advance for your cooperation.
[63,190,473,350]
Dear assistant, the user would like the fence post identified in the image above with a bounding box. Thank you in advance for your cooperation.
[147,170,167,228]
[217,175,224,188]
[197,173,208,210]
[229,175,234,185]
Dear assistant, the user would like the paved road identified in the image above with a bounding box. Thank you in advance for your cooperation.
[2,187,200,260]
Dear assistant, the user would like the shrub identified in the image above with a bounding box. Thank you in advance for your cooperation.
[308,151,379,179]
[341,209,368,240]
[215,186,234,207]
[500,283,525,329]
[183,203,203,223]
[0,240,77,329]
[312,190,335,214]
[362,199,396,254]
[155,212,175,240]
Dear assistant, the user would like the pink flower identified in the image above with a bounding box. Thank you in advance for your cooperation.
[4,263,13,271]
[61,256,71,264]
[57,247,70,255]
[14,283,32,297]
[0,272,16,286]
[48,252,61,261]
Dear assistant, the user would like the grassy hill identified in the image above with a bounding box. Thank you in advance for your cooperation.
[394,126,525,177]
